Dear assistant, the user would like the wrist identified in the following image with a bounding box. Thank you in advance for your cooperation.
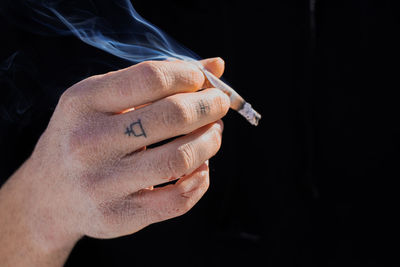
[0,159,80,266]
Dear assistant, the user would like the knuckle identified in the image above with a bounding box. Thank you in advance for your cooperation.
[82,73,104,86]
[174,195,193,215]
[183,65,204,89]
[58,89,83,114]
[176,143,196,172]
[169,172,210,217]
[211,89,230,116]
[162,98,193,127]
[166,143,195,177]
[176,191,196,215]
[138,61,170,91]
[165,155,178,178]
[58,76,101,113]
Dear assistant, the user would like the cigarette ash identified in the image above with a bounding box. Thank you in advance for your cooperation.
[191,60,262,126]
[238,102,261,126]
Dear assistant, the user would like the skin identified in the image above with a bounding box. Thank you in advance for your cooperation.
[0,57,230,266]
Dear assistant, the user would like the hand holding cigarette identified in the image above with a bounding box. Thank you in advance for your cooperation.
[188,59,261,126]
[0,58,229,266]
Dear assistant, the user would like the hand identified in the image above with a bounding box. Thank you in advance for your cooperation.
[0,58,229,266]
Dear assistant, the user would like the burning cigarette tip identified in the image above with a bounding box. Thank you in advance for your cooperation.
[238,102,261,126]
[186,59,262,126]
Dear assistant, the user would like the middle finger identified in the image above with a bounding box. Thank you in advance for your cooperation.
[103,88,230,155]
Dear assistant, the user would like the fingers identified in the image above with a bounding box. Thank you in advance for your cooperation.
[84,58,225,113]
[93,121,220,237]
[135,161,210,224]
[98,162,210,237]
[115,121,223,191]
[200,57,225,89]
[199,57,225,78]
[104,88,229,155]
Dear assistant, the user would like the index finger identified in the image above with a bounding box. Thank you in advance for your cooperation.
[84,58,225,113]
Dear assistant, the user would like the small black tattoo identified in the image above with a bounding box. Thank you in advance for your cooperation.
[197,100,210,116]
[125,119,147,138]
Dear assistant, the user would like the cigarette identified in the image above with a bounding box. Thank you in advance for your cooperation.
[189,60,261,126]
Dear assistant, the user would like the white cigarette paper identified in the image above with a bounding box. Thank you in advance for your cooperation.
[189,60,261,126]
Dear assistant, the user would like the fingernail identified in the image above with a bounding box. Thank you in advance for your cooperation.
[215,57,225,66]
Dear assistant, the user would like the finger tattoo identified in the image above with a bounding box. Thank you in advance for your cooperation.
[125,119,147,138]
[197,100,210,116]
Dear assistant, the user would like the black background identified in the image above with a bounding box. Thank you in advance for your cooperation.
[1,0,400,266]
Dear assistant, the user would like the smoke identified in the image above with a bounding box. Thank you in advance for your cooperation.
[24,0,200,63]
[0,0,202,122]
[0,51,38,122]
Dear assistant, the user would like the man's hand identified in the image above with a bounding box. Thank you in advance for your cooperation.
[0,58,229,266]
